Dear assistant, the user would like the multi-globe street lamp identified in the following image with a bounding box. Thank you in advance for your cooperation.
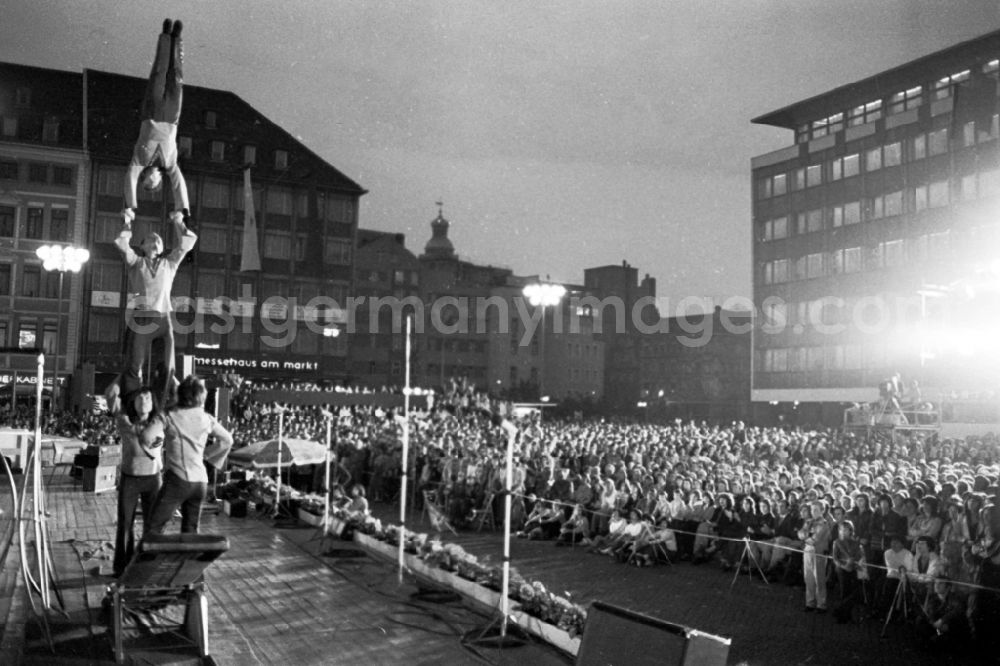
[522,282,566,401]
[35,244,89,412]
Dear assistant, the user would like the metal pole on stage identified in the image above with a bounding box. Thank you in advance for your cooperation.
[324,416,332,530]
[32,353,51,608]
[500,421,517,638]
[274,408,284,518]
[398,316,412,584]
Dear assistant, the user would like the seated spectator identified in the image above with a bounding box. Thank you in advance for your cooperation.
[632,516,677,566]
[345,484,370,522]
[910,535,942,601]
[587,509,626,553]
[916,577,969,654]
[556,503,591,546]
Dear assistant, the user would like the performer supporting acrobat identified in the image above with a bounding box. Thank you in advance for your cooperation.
[122,19,190,226]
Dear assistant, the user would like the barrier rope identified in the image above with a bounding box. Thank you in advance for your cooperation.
[438,487,1000,596]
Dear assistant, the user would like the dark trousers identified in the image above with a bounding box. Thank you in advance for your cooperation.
[146,470,206,535]
[142,31,183,123]
[113,472,162,575]
[123,313,175,405]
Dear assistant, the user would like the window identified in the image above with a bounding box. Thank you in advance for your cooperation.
[274,149,289,170]
[15,87,31,107]
[807,112,844,140]
[914,184,929,212]
[40,322,56,353]
[0,160,16,179]
[764,348,788,373]
[210,140,226,162]
[49,208,68,240]
[884,239,904,268]
[762,259,789,285]
[959,173,978,201]
[1,116,17,137]
[201,180,229,209]
[234,183,262,211]
[324,238,352,265]
[963,121,976,147]
[243,145,256,165]
[294,234,309,261]
[0,321,7,348]
[760,216,788,241]
[757,173,787,199]
[18,322,36,349]
[24,207,43,239]
[928,128,949,156]
[324,196,354,223]
[97,168,124,196]
[793,167,806,191]
[204,110,217,129]
[178,136,192,158]
[27,164,47,183]
[21,265,41,297]
[52,166,72,186]
[806,164,822,187]
[198,226,228,253]
[981,167,1000,197]
[90,261,121,292]
[263,231,292,259]
[42,271,61,299]
[868,191,902,220]
[888,85,922,114]
[911,134,926,160]
[831,201,860,227]
[266,187,293,215]
[796,252,825,279]
[94,214,121,243]
[884,141,902,166]
[42,118,59,143]
[932,69,970,100]
[830,154,859,180]
[929,180,950,208]
[844,247,862,273]
[796,210,822,235]
[0,264,10,294]
[848,99,882,126]
[87,312,119,343]
[865,147,882,172]
[0,206,14,236]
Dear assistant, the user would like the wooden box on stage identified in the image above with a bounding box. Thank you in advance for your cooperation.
[223,499,248,518]
[82,465,117,493]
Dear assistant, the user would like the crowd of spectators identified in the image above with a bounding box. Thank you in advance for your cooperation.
[4,376,1000,658]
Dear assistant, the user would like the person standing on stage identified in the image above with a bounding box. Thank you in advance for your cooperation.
[144,376,232,535]
[114,209,196,406]
[123,19,190,223]
[112,386,163,576]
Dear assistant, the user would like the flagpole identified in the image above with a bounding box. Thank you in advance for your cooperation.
[274,408,283,518]
[500,421,517,638]
[398,316,412,584]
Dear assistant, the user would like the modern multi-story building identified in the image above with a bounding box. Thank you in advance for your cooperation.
[81,68,365,390]
[751,29,1000,422]
[351,229,421,387]
[0,63,89,406]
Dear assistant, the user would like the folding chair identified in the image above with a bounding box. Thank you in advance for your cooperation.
[107,533,229,664]
[422,490,457,535]
[470,492,497,532]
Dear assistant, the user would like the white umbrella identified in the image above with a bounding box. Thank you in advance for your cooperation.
[229,437,327,469]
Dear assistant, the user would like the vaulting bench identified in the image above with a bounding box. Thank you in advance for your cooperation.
[107,533,229,664]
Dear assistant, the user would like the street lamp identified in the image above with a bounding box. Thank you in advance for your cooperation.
[35,244,89,412]
[522,282,566,401]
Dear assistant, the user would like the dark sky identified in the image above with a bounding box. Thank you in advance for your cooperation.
[3,0,999,310]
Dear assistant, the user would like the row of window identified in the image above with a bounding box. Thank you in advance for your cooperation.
[91,214,353,264]
[0,204,71,241]
[758,118,1000,199]
[96,168,354,222]
[0,319,58,353]
[0,115,61,144]
[361,268,420,286]
[793,63,996,143]
[759,168,1000,241]
[0,263,72,298]
[86,310,349,356]
[760,229,964,284]
[172,136,288,170]
[761,345,864,373]
[0,160,74,187]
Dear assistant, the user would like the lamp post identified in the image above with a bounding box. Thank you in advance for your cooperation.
[35,244,89,413]
[522,282,566,401]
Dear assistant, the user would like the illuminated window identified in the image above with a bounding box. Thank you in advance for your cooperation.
[888,85,923,114]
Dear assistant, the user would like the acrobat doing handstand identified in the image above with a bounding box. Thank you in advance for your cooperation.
[112,20,197,408]
[122,19,190,228]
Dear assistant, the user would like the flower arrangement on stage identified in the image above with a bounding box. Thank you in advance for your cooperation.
[514,581,587,637]
[370,526,588,637]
